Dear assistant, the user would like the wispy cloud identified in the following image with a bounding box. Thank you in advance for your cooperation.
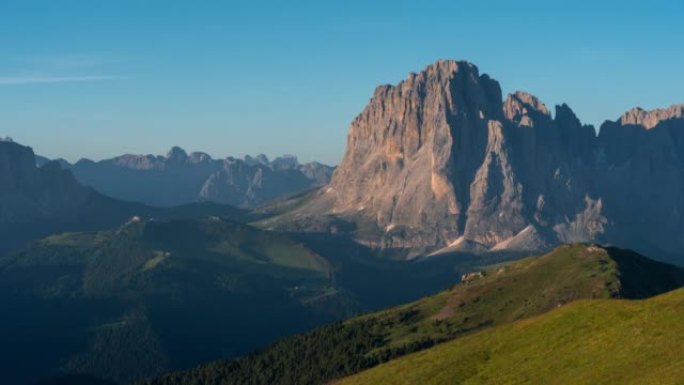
[0,75,124,86]
[0,52,129,86]
[15,53,125,71]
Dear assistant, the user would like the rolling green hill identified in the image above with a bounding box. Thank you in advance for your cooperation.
[339,287,684,385]
[0,217,338,385]
[142,244,684,385]
[2,217,499,385]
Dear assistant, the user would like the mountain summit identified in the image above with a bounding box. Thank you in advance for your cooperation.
[0,140,90,224]
[273,59,684,261]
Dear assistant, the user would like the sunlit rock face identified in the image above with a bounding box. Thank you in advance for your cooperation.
[289,59,684,259]
[320,60,503,247]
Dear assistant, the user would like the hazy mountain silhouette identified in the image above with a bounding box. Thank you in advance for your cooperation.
[55,148,333,208]
[0,140,243,255]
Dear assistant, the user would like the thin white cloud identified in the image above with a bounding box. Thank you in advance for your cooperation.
[0,75,124,86]
[22,53,121,68]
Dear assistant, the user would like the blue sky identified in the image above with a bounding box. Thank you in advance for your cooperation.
[0,0,682,165]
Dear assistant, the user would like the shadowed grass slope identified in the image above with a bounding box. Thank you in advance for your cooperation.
[0,217,337,385]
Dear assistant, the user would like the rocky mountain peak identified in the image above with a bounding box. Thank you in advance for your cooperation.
[271,155,299,170]
[189,152,213,163]
[244,154,270,166]
[0,140,91,226]
[109,154,162,170]
[301,59,508,247]
[285,59,620,254]
[510,91,550,114]
[618,104,684,129]
[56,145,333,209]
[166,146,189,162]
[503,91,551,127]
[295,52,684,260]
[0,140,41,191]
[554,103,582,127]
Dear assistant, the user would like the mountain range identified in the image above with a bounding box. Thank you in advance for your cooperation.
[266,60,684,263]
[8,59,684,263]
[57,148,334,208]
[0,140,245,255]
[4,58,684,385]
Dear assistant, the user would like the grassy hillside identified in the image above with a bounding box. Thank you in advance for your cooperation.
[0,218,337,385]
[0,189,247,257]
[2,217,503,385]
[143,244,684,385]
[2,217,333,297]
[339,287,684,385]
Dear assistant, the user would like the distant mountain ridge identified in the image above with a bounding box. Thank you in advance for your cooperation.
[0,140,244,255]
[267,59,684,262]
[55,147,334,208]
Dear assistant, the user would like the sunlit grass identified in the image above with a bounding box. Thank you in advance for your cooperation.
[340,288,684,385]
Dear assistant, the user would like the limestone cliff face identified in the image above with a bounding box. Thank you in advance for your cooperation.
[287,59,684,259]
[496,92,602,246]
[296,60,604,249]
[326,60,503,246]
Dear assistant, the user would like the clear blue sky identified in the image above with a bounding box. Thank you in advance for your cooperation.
[0,0,682,165]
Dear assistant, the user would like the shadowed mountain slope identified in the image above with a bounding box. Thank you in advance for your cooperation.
[3,217,502,385]
[0,218,335,385]
[141,244,684,385]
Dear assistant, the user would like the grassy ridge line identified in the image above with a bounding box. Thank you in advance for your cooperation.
[142,244,684,385]
[339,288,684,385]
